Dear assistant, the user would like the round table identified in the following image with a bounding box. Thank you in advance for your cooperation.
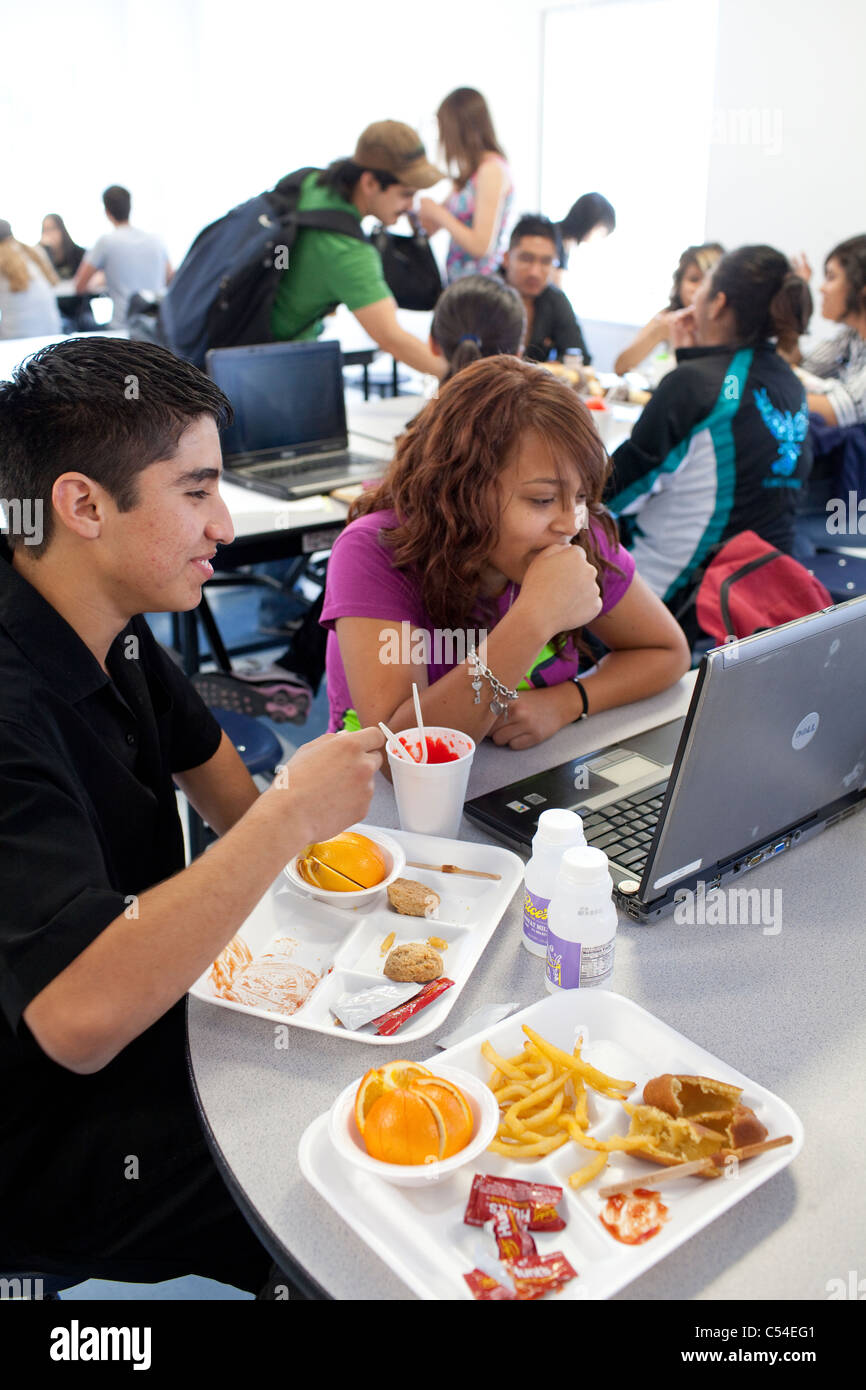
[187,674,866,1300]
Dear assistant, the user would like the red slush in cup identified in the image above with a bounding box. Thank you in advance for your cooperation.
[385,727,475,839]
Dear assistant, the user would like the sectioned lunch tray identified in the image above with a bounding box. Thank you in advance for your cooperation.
[298,991,804,1299]
[189,825,523,1044]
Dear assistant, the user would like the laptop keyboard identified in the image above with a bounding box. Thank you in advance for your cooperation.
[580,781,669,876]
[245,449,375,479]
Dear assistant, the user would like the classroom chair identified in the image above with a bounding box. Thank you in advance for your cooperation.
[187,708,283,859]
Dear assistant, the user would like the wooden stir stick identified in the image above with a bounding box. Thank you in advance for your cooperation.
[597,1134,794,1197]
[406,861,502,881]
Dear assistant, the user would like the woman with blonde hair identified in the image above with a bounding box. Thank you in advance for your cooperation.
[0,220,62,339]
[614,242,724,377]
[417,88,513,282]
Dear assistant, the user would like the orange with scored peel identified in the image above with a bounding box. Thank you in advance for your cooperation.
[354,1061,474,1165]
[298,831,387,892]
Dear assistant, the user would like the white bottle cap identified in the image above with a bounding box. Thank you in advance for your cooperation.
[558,845,610,885]
[534,808,585,846]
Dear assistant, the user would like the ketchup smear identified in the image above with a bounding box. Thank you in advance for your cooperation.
[399,735,460,764]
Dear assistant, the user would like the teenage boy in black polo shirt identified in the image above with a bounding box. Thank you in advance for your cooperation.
[501,214,592,365]
[0,338,383,1293]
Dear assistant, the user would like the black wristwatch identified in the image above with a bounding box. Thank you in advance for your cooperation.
[572,677,589,720]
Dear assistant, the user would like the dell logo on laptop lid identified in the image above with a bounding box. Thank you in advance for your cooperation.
[792,712,820,750]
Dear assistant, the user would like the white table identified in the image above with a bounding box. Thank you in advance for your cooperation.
[186,673,866,1300]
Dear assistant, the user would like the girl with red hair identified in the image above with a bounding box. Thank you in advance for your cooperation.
[322,356,689,749]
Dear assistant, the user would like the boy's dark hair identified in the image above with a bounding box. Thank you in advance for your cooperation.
[103,185,132,222]
[316,159,398,202]
[825,234,866,316]
[509,214,559,251]
[560,192,616,243]
[0,338,232,558]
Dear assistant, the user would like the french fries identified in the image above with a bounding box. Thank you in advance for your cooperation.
[482,1025,636,1186]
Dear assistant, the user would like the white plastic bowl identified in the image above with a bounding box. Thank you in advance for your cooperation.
[284,827,406,910]
[328,1064,500,1187]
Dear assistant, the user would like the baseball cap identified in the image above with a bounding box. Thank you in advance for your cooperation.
[353,121,444,191]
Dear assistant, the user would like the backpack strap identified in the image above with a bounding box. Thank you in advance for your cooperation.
[718,549,782,639]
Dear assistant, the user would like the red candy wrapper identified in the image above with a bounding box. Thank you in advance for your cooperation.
[371,977,454,1035]
[464,1174,566,1233]
[464,1268,517,1300]
[464,1253,577,1301]
[488,1204,537,1263]
[508,1252,578,1300]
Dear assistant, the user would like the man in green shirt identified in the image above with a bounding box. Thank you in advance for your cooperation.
[270,121,446,379]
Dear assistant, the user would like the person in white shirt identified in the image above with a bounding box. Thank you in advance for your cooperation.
[0,219,62,340]
[75,186,173,328]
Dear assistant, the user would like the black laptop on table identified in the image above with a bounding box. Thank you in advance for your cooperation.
[465,597,866,921]
[205,340,387,499]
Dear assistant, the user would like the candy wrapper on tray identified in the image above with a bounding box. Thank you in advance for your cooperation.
[464,1173,567,1232]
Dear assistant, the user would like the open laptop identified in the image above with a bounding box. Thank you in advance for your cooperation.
[465,597,866,921]
[205,340,387,499]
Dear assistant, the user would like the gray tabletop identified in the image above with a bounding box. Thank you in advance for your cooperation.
[187,675,866,1300]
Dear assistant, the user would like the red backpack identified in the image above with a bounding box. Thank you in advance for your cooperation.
[696,531,833,642]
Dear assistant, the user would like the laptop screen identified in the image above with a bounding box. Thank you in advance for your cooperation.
[205,341,347,460]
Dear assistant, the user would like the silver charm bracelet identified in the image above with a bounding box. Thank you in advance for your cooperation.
[468,642,520,720]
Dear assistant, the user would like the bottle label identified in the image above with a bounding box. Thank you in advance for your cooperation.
[523,887,550,947]
[579,938,615,986]
[545,926,582,990]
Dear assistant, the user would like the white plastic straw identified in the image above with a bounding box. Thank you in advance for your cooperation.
[411,683,427,764]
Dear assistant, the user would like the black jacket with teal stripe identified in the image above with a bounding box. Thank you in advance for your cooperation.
[605,343,812,603]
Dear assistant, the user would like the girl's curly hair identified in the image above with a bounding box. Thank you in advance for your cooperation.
[350,356,621,647]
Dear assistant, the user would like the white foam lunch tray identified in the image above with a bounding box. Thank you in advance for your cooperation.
[298,990,804,1299]
[190,824,523,1044]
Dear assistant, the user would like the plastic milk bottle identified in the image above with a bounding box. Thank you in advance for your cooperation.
[545,846,617,991]
[522,809,586,956]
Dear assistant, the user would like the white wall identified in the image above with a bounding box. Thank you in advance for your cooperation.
[2,0,548,264]
[707,0,866,338]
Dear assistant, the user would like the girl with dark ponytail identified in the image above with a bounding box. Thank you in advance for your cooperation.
[429,274,525,381]
[605,244,813,614]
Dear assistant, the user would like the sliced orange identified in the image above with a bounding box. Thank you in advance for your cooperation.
[414,1078,474,1158]
[363,1089,443,1165]
[296,856,361,892]
[354,1060,432,1134]
[302,832,387,890]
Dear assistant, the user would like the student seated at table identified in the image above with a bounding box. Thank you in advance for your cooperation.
[40,212,97,332]
[605,245,813,611]
[0,337,384,1293]
[429,273,525,381]
[417,88,513,282]
[74,184,172,329]
[501,214,593,364]
[614,242,724,378]
[271,121,445,379]
[786,235,866,427]
[321,356,689,748]
[0,218,61,339]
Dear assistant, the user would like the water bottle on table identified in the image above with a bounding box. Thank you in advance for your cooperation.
[545,846,617,991]
[522,809,586,956]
